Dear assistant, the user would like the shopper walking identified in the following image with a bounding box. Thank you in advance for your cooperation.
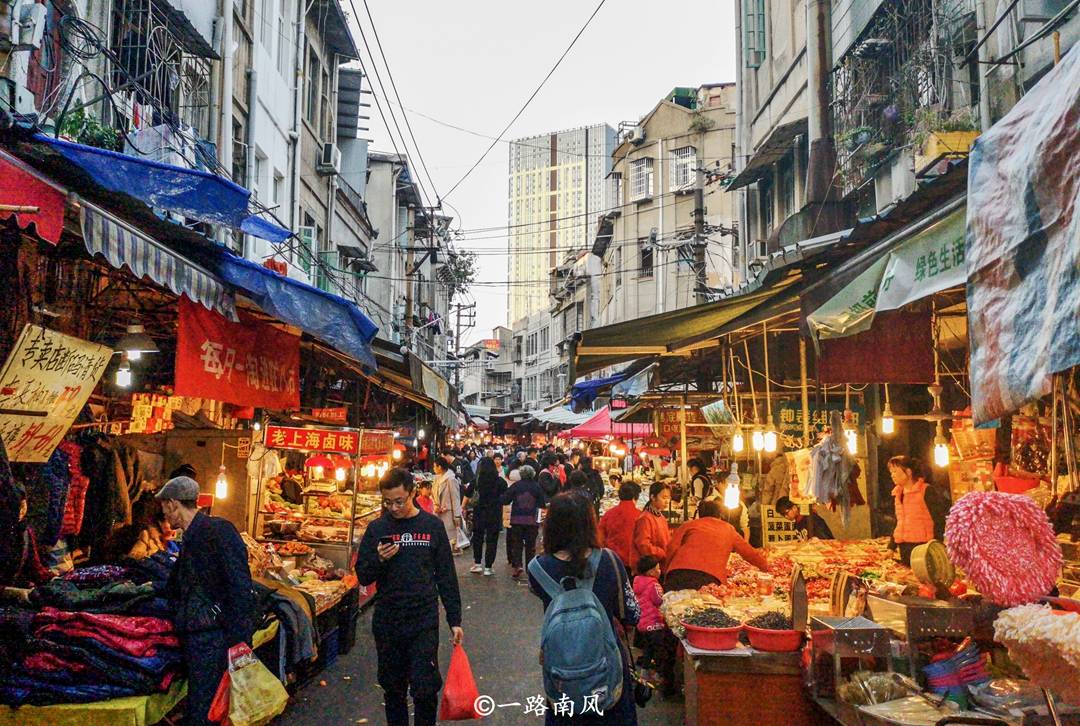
[156,476,253,726]
[355,468,463,726]
[527,491,640,725]
[537,453,563,499]
[463,457,507,576]
[599,481,641,568]
[432,456,463,555]
[501,464,546,580]
[578,456,606,515]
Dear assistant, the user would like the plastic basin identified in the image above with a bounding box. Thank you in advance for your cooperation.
[681,621,742,651]
[745,625,803,652]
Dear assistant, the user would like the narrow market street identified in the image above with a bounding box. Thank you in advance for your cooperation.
[281,552,683,725]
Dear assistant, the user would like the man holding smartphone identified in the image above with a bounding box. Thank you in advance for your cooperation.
[355,468,463,726]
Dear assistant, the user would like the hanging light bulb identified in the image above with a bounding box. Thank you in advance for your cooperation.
[215,465,228,499]
[751,426,765,452]
[335,466,347,482]
[392,448,403,461]
[723,480,741,509]
[417,428,427,440]
[845,428,858,455]
[763,425,778,453]
[252,420,262,432]
[115,356,132,388]
[117,324,158,361]
[933,423,950,468]
[731,430,745,453]
[880,406,895,436]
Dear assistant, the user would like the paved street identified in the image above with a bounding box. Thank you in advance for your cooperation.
[280,550,683,725]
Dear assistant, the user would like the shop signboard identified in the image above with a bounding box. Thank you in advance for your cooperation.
[777,400,865,440]
[311,407,348,424]
[0,325,112,462]
[264,425,361,454]
[127,393,182,434]
[761,504,801,547]
[656,408,707,440]
[175,296,300,410]
[263,426,394,456]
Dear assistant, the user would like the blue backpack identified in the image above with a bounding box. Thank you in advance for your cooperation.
[528,549,624,713]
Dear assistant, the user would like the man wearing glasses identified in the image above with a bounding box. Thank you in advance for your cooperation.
[356,468,464,726]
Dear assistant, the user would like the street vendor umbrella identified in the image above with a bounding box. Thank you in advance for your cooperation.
[567,407,653,440]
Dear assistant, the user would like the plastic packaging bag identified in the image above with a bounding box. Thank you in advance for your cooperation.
[227,643,289,726]
[438,644,481,720]
[207,671,230,723]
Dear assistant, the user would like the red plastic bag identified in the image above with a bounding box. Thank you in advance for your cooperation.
[438,644,481,720]
[208,670,231,724]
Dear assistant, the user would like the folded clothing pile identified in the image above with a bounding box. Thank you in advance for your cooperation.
[0,607,182,706]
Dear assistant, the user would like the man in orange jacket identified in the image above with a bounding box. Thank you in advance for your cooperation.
[598,481,641,567]
[632,482,672,572]
[664,499,770,591]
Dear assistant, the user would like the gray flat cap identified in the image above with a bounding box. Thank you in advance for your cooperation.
[155,476,201,501]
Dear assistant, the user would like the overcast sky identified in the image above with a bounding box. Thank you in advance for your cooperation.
[345,0,736,345]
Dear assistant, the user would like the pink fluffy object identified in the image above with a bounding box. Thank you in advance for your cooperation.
[944,491,1062,607]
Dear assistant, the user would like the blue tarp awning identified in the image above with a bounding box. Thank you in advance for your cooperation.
[212,251,379,372]
[571,371,630,409]
[36,134,290,244]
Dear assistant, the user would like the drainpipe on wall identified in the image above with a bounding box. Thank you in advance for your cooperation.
[244,68,257,260]
[805,0,836,208]
[220,0,234,247]
[290,2,307,269]
[974,1,993,132]
[734,0,748,283]
[656,138,665,315]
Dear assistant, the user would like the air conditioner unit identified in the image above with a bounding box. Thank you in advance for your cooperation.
[317,142,341,174]
[630,126,646,144]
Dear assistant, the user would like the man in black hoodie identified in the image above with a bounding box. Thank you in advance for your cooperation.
[356,468,463,726]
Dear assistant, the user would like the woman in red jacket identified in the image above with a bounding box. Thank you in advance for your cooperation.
[889,456,935,566]
[663,499,769,591]
[631,482,671,572]
[598,481,641,567]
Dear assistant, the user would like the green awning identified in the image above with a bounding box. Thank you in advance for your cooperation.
[807,204,967,340]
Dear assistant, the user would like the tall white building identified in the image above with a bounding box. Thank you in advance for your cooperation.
[507,124,616,325]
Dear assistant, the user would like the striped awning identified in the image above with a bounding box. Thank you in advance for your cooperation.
[81,205,238,321]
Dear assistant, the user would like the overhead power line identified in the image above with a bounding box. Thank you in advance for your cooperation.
[441,0,610,200]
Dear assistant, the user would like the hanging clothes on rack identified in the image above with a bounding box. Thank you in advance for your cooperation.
[803,411,859,527]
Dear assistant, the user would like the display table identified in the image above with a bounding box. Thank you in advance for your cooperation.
[682,640,831,726]
[0,621,281,726]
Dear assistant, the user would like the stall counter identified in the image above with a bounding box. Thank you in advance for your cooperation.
[682,641,832,726]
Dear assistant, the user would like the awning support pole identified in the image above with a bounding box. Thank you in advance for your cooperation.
[800,337,811,447]
[680,388,689,522]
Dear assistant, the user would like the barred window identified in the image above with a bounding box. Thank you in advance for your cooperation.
[670,146,696,190]
[630,157,654,201]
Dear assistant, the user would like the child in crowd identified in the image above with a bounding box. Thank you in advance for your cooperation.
[415,480,435,514]
[633,555,666,682]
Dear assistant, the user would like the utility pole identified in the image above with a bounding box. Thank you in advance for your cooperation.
[451,302,476,391]
[693,164,708,305]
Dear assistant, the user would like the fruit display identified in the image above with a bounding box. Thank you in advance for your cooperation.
[683,608,740,629]
[274,541,314,556]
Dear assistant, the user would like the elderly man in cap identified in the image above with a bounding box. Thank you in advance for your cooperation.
[157,476,253,726]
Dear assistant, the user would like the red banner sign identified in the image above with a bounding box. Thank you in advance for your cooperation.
[175,296,300,410]
[263,425,394,455]
[311,407,348,423]
[264,425,360,454]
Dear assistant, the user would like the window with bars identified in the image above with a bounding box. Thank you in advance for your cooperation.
[629,157,654,201]
[745,0,766,68]
[639,237,654,278]
[540,327,549,351]
[305,49,319,124]
[670,146,696,190]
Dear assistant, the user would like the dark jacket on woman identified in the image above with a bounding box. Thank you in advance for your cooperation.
[500,477,547,527]
[464,471,508,530]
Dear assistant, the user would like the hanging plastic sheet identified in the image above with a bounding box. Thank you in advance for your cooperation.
[966,45,1080,424]
[35,134,290,245]
[212,251,378,372]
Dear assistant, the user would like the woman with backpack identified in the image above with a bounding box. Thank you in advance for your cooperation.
[462,456,507,576]
[501,465,546,580]
[528,491,641,725]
